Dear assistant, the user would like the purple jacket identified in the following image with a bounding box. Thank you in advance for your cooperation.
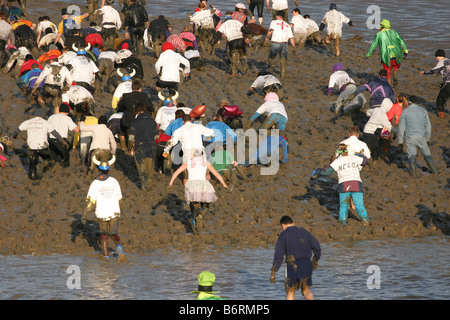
[354,77,395,107]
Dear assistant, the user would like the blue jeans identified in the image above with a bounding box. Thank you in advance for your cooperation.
[339,192,368,223]
[269,42,288,60]
[261,113,287,131]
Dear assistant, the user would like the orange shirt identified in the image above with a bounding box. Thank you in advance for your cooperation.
[386,103,403,124]
[12,19,33,30]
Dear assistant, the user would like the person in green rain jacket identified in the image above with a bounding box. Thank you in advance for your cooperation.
[191,271,226,300]
[366,19,409,86]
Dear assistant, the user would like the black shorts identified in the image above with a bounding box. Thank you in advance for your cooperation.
[228,38,246,55]
[249,0,264,18]
[156,79,178,95]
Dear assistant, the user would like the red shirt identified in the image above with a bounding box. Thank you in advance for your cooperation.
[20,59,43,76]
[386,103,403,124]
[156,133,171,145]
[85,33,103,47]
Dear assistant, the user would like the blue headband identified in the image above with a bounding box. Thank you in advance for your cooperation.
[122,75,131,81]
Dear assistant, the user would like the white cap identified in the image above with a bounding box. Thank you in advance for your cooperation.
[235,3,246,9]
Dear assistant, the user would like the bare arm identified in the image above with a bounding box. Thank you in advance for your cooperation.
[206,162,228,188]
[289,37,295,48]
[169,163,187,186]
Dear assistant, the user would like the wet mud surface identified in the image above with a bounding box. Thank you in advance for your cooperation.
[0,1,449,256]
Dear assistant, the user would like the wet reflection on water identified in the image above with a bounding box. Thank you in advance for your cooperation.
[0,237,448,300]
[41,0,449,56]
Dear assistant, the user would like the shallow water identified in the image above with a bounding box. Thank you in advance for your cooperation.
[1,237,448,300]
[41,0,449,56]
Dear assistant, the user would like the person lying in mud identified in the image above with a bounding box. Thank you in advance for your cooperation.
[311,143,370,226]
[168,148,228,234]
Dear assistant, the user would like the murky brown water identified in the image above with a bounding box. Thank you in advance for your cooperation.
[1,237,448,300]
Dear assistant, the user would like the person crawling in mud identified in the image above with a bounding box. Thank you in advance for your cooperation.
[248,92,288,132]
[12,107,66,180]
[311,143,370,226]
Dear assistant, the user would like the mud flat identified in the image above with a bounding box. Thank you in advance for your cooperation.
[0,2,448,256]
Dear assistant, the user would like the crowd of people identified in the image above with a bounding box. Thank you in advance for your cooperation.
[0,0,447,300]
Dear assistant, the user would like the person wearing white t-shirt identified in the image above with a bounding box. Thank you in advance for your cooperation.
[32,55,73,114]
[155,42,190,97]
[304,14,323,45]
[95,0,122,49]
[80,115,117,172]
[12,108,64,180]
[111,79,133,110]
[247,72,284,99]
[83,155,124,261]
[266,0,298,22]
[265,11,295,78]
[249,92,288,131]
[290,8,307,48]
[36,16,57,45]
[327,63,357,114]
[155,100,177,132]
[312,143,369,225]
[211,15,250,76]
[97,48,120,91]
[189,3,215,53]
[61,84,96,121]
[334,127,371,160]
[319,3,353,57]
[163,114,214,164]
[67,53,99,93]
[47,103,80,167]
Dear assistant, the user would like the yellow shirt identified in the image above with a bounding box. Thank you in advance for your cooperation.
[57,15,85,34]
[84,116,98,125]
[12,20,33,30]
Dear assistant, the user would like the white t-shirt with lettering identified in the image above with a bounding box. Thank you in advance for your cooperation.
[18,117,53,150]
[330,155,364,184]
[218,19,244,41]
[87,176,122,220]
[155,106,177,131]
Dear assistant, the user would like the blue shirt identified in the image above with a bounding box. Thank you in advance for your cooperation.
[272,226,321,272]
[205,121,237,144]
[246,135,288,165]
[164,118,184,136]
[17,68,43,89]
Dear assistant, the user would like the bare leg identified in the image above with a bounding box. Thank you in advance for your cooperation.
[301,285,314,300]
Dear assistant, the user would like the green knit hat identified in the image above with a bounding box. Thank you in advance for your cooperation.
[380,19,390,29]
[191,271,220,294]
